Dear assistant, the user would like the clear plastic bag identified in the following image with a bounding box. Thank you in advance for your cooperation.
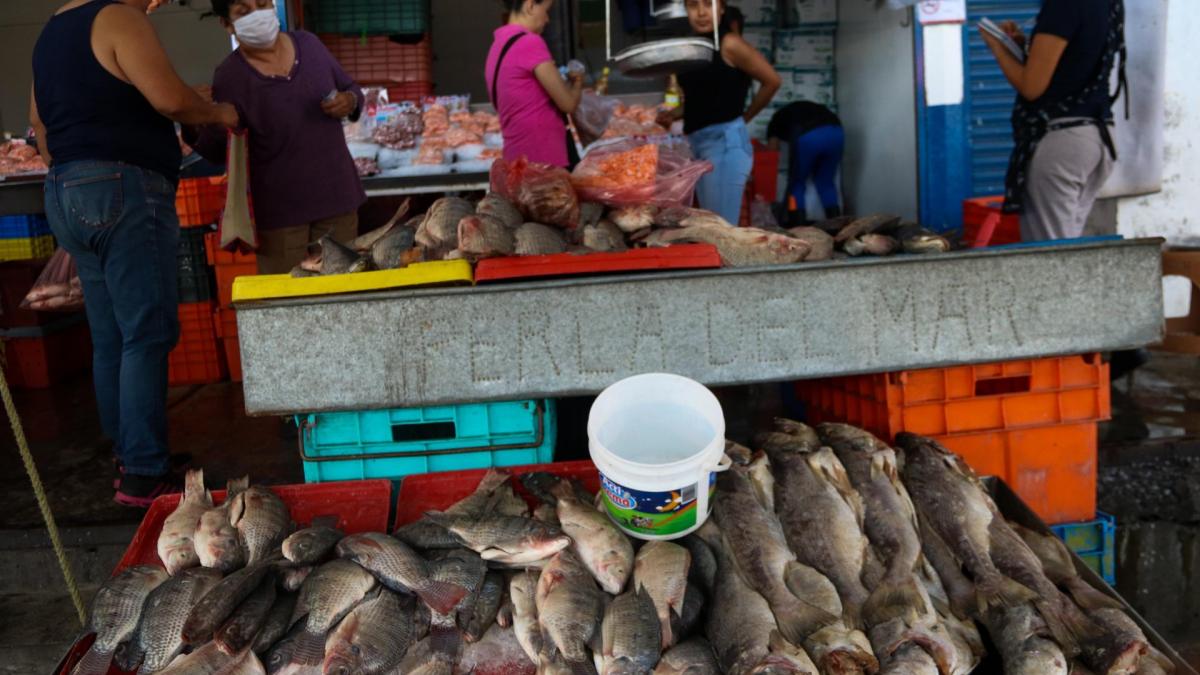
[490,157,580,228]
[573,92,619,147]
[21,248,83,311]
[570,138,712,208]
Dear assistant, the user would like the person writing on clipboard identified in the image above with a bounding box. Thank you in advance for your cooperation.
[486,0,583,169]
[979,0,1126,242]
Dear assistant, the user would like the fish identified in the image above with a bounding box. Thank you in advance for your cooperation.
[369,221,419,270]
[876,642,940,675]
[833,214,902,243]
[916,514,978,622]
[671,583,705,642]
[195,477,250,573]
[578,202,605,228]
[478,193,525,229]
[396,636,454,675]
[159,469,213,575]
[277,559,378,671]
[676,536,717,596]
[323,588,419,675]
[445,469,518,517]
[416,197,475,255]
[514,222,569,256]
[127,567,224,673]
[215,578,277,655]
[289,266,320,278]
[709,464,838,645]
[519,472,592,507]
[632,541,690,648]
[229,485,292,566]
[182,562,275,645]
[843,233,899,257]
[536,548,604,667]
[317,234,372,275]
[465,571,507,643]
[427,548,487,664]
[895,224,951,254]
[754,430,873,630]
[599,586,662,675]
[335,532,469,614]
[280,566,313,593]
[652,638,720,675]
[549,480,633,594]
[610,205,659,233]
[786,227,834,262]
[154,640,237,675]
[395,519,465,550]
[70,565,168,675]
[642,216,810,267]
[458,214,516,260]
[251,591,297,655]
[423,512,571,566]
[582,220,628,252]
[351,200,411,251]
[458,624,538,675]
[282,523,343,566]
[981,603,1070,675]
[896,433,1038,617]
[510,570,544,666]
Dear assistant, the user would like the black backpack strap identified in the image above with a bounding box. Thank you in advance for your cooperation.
[491,32,526,109]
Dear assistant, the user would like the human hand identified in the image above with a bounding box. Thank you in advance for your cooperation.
[321,91,356,119]
[215,102,239,129]
[1000,20,1027,47]
[655,108,679,129]
[568,71,585,88]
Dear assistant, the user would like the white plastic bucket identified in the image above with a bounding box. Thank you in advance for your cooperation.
[588,373,730,540]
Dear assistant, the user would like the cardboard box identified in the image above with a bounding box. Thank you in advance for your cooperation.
[794,0,836,24]
[775,29,835,68]
[1160,249,1200,354]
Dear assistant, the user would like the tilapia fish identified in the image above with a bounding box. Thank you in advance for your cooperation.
[195,477,249,573]
[395,518,465,550]
[514,222,569,256]
[633,541,690,648]
[229,485,292,565]
[369,221,418,270]
[424,512,571,565]
[154,640,236,675]
[279,565,313,593]
[215,578,277,655]
[159,469,213,575]
[277,559,378,671]
[465,571,506,643]
[653,638,720,675]
[71,565,168,675]
[842,233,899,257]
[582,220,628,252]
[182,562,275,645]
[982,602,1069,675]
[833,214,902,243]
[427,548,486,663]
[126,567,223,673]
[416,197,475,255]
[282,524,344,566]
[335,532,468,614]
[550,480,633,594]
[458,214,515,260]
[477,193,524,229]
[251,591,296,655]
[642,214,810,267]
[579,202,605,229]
[677,536,717,595]
[510,569,544,666]
[610,205,658,233]
[318,234,372,275]
[446,469,527,518]
[786,227,834,262]
[458,624,537,675]
[600,586,662,675]
[895,224,951,254]
[324,588,419,675]
[536,548,604,666]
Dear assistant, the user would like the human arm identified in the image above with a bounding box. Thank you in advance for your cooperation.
[982,30,1067,101]
[534,63,583,115]
[723,34,781,122]
[319,35,364,121]
[97,4,238,127]
[179,79,237,165]
[28,83,50,164]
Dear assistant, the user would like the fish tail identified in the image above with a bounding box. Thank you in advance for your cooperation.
[69,645,114,675]
[774,596,839,645]
[430,623,462,663]
[975,574,1038,615]
[417,579,470,615]
[287,629,326,668]
[184,468,205,499]
[1063,577,1122,612]
[863,575,929,629]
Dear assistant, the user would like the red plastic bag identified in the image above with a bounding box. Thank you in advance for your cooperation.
[20,248,83,312]
[570,138,712,208]
[490,157,580,228]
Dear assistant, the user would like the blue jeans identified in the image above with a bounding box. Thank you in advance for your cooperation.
[44,161,180,477]
[788,125,844,218]
[688,117,754,225]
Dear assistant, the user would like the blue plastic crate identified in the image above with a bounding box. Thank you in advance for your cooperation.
[298,399,556,483]
[1051,512,1116,585]
[0,215,51,240]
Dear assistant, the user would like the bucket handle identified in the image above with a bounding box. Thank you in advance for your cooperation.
[710,452,733,473]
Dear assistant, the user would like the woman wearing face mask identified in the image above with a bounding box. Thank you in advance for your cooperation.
[486,0,583,169]
[184,0,366,274]
[657,0,780,225]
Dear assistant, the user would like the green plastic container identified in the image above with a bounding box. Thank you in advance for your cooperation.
[308,0,429,36]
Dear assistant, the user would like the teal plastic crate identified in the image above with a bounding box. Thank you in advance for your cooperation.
[1051,512,1115,585]
[308,0,429,36]
[298,399,556,483]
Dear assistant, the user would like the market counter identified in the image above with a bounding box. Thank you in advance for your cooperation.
[234,238,1164,415]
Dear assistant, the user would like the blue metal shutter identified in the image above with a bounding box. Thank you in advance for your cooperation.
[964,1,1042,197]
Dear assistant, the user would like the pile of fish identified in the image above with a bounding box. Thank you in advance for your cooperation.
[69,423,1170,675]
[291,192,954,277]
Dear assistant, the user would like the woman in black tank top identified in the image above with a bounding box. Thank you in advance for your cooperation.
[658,0,780,225]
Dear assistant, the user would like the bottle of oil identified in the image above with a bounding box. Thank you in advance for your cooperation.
[595,67,611,95]
[664,74,682,109]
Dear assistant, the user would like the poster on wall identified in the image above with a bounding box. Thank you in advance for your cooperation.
[917,0,966,25]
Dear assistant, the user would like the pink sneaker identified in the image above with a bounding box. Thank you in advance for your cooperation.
[113,473,182,508]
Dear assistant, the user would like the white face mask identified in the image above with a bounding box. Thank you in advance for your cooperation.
[233,9,281,50]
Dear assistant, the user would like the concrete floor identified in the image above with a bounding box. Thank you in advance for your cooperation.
[2,354,1199,672]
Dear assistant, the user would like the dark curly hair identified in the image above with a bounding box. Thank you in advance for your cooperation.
[501,0,549,13]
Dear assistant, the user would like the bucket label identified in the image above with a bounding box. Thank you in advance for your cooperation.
[600,473,717,536]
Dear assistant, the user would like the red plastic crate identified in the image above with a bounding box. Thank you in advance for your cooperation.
[176,177,227,227]
[963,196,1020,248]
[168,301,225,385]
[1,317,92,389]
[0,257,59,328]
[474,243,723,283]
[386,81,434,104]
[394,460,600,530]
[214,307,242,382]
[750,140,779,203]
[320,34,432,84]
[204,231,256,267]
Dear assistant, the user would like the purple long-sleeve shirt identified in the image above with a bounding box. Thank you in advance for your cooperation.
[188,31,366,231]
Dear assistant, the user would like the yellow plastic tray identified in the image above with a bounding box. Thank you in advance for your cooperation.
[230,260,473,303]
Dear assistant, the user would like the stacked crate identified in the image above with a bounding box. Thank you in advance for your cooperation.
[205,232,255,382]
[0,214,55,262]
[310,0,433,103]
[169,179,228,386]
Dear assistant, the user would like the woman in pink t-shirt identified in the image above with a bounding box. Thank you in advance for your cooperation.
[485,0,583,168]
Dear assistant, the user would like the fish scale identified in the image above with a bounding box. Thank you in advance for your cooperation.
[324,589,419,675]
[601,587,661,675]
[129,567,223,673]
[336,532,469,615]
[229,486,291,566]
[70,565,168,675]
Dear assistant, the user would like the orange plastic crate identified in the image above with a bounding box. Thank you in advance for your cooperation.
[319,34,432,84]
[204,231,256,266]
[214,307,242,382]
[386,81,433,104]
[214,261,258,309]
[962,195,1020,248]
[176,177,227,227]
[796,354,1109,439]
[168,301,225,385]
